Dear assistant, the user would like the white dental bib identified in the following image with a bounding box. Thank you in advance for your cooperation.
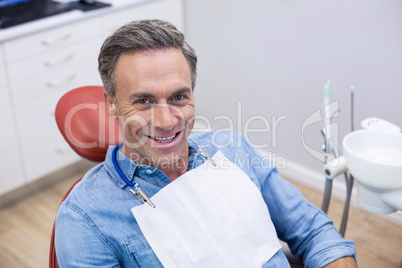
[131,151,281,268]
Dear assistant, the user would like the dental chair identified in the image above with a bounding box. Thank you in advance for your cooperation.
[49,85,121,268]
[49,85,303,267]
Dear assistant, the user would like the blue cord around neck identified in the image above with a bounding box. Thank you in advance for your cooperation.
[112,141,208,187]
[112,143,135,187]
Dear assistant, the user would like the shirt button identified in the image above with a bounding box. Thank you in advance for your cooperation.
[146,170,153,174]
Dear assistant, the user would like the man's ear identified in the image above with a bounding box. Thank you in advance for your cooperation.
[104,91,118,117]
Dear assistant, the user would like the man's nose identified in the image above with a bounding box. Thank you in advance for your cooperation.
[152,104,179,130]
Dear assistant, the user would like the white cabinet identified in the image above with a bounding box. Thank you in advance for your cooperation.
[0,108,26,195]
[1,19,103,184]
[0,0,184,195]
[0,100,26,195]
[21,132,79,182]
[0,45,26,195]
[9,37,101,105]
[3,18,102,63]
[0,148,25,195]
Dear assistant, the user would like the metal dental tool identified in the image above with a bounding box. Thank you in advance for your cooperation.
[321,83,355,237]
[112,144,156,208]
[129,183,156,208]
[201,149,217,167]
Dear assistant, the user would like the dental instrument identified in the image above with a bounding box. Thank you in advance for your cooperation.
[321,84,355,236]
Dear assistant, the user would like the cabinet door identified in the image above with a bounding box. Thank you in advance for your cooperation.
[101,0,184,35]
[9,38,102,105]
[0,109,26,194]
[7,38,101,84]
[0,46,25,194]
[0,150,25,195]
[21,132,80,182]
[0,105,19,149]
[13,72,100,181]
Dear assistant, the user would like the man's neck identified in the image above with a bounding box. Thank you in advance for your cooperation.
[157,147,190,181]
[159,162,188,181]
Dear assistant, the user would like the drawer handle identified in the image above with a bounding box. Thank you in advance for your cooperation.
[44,54,74,67]
[47,74,76,88]
[41,33,72,46]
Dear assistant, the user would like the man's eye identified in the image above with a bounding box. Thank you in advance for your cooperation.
[137,99,149,104]
[172,95,184,101]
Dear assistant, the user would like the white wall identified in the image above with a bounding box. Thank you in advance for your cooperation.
[184,0,402,174]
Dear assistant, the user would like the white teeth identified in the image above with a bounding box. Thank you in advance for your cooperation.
[148,133,177,143]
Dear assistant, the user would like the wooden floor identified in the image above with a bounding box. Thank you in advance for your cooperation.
[0,171,401,267]
[291,181,402,268]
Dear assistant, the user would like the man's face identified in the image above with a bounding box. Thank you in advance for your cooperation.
[106,48,195,168]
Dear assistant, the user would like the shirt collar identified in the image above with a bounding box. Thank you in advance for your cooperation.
[105,140,207,189]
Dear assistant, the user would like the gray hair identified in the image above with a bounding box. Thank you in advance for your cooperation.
[98,19,197,98]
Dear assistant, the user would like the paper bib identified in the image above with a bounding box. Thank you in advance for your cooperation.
[131,151,281,268]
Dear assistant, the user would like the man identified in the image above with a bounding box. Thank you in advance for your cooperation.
[55,19,357,267]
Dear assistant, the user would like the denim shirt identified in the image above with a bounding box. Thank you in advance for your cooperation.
[55,131,356,267]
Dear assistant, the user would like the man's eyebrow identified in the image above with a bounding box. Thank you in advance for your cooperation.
[170,88,192,97]
[127,87,192,102]
[128,92,156,102]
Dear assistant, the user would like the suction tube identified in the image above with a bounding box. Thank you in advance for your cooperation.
[321,130,342,214]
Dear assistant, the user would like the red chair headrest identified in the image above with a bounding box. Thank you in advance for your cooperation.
[55,86,122,162]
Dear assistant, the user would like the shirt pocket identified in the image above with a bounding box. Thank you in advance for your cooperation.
[124,234,163,268]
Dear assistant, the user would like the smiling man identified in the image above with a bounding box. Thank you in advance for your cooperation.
[107,48,195,180]
[55,20,357,267]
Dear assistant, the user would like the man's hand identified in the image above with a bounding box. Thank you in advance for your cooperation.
[324,256,357,267]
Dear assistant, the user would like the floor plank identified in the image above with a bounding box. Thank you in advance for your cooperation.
[0,175,79,268]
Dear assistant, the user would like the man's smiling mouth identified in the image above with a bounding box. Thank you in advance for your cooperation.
[147,133,178,143]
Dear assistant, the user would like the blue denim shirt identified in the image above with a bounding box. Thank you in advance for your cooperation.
[55,131,356,267]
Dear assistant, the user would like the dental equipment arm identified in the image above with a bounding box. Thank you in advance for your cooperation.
[321,83,355,237]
